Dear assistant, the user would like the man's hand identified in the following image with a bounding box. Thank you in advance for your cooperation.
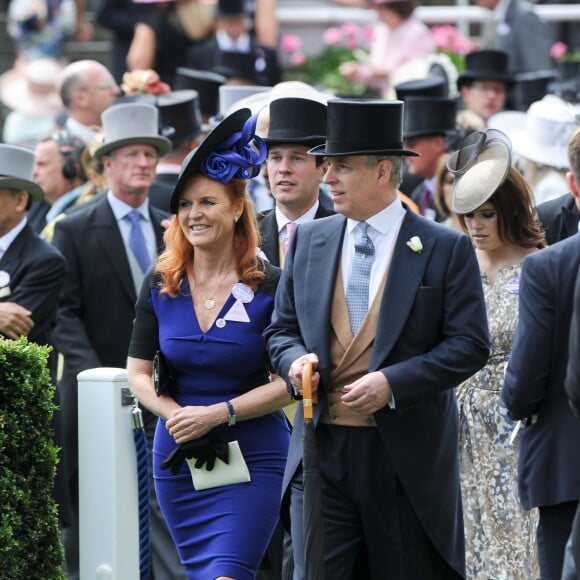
[288,353,320,398]
[0,303,34,339]
[341,371,392,415]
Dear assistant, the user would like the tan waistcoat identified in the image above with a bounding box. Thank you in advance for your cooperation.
[320,263,389,427]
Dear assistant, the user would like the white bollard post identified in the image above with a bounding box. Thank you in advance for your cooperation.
[78,368,140,580]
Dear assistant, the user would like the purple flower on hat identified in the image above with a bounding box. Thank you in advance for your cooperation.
[202,112,267,184]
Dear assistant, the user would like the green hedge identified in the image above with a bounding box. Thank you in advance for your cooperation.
[0,337,64,579]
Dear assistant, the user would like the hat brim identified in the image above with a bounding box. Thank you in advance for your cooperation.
[450,140,511,214]
[170,108,252,213]
[93,135,172,161]
[457,72,515,89]
[308,144,419,157]
[264,136,326,146]
[0,176,44,202]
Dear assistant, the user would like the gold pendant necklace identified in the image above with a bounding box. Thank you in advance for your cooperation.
[201,268,232,310]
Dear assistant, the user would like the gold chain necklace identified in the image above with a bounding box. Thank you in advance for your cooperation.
[197,268,233,310]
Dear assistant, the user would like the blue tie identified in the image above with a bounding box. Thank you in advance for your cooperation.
[346,221,375,335]
[125,210,150,273]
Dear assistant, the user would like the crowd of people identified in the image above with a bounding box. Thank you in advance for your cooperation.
[1,0,580,579]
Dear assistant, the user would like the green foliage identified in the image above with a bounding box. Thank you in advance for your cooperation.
[0,337,64,579]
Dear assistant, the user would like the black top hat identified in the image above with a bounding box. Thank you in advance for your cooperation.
[457,50,514,90]
[403,96,458,139]
[157,90,203,145]
[170,108,265,212]
[511,70,558,112]
[264,98,327,146]
[309,99,418,157]
[212,50,270,86]
[395,77,447,101]
[217,0,245,17]
[174,67,227,118]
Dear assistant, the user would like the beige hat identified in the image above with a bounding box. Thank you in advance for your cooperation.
[94,103,172,160]
[0,144,44,201]
[449,129,512,214]
[0,58,63,116]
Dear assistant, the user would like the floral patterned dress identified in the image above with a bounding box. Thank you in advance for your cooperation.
[457,265,539,580]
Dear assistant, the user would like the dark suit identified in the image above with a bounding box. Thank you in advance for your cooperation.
[149,177,177,214]
[185,37,282,87]
[563,266,580,578]
[258,202,335,267]
[265,209,490,578]
[0,222,65,347]
[490,0,554,74]
[52,196,185,580]
[502,234,580,580]
[536,192,580,245]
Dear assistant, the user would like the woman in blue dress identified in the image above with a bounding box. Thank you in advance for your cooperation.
[127,108,291,580]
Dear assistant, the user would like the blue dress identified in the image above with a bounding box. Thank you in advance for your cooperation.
[130,266,290,580]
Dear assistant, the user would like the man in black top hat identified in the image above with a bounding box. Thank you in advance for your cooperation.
[265,98,489,579]
[457,50,514,126]
[402,96,458,221]
[259,97,334,268]
[185,0,281,87]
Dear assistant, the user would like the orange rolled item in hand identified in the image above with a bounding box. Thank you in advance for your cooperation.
[303,362,314,421]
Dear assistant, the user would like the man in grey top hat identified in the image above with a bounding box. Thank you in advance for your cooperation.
[52,103,186,580]
[0,144,65,353]
[265,98,489,579]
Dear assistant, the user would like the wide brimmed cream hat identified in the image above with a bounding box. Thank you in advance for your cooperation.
[0,58,63,116]
[94,103,172,160]
[448,129,512,214]
[488,95,579,170]
[0,144,44,201]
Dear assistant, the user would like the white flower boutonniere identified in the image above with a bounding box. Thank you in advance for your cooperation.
[406,236,423,254]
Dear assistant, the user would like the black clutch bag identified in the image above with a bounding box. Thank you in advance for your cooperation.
[153,350,177,397]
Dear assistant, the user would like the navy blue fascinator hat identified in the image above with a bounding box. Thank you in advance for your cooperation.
[170,107,266,213]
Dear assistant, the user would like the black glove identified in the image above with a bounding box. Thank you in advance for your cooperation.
[160,434,230,475]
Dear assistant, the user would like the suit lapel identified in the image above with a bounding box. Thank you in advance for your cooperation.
[304,216,346,378]
[564,204,580,239]
[92,199,137,302]
[259,212,281,267]
[371,212,436,368]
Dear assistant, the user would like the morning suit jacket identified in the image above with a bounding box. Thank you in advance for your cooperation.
[565,267,580,573]
[0,222,65,347]
[536,192,580,246]
[494,0,554,74]
[502,234,580,511]
[258,202,335,267]
[265,208,490,576]
[51,196,168,488]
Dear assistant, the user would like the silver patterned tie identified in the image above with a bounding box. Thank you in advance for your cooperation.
[346,221,375,335]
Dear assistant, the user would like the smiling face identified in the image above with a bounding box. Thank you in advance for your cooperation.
[266,144,324,218]
[177,174,244,253]
[462,201,502,251]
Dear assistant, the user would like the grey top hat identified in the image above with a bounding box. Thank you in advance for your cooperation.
[94,103,172,161]
[309,99,418,157]
[0,144,44,201]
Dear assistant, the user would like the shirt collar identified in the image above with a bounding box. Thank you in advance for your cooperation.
[107,190,150,222]
[275,201,320,234]
[0,216,27,254]
[347,196,405,236]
